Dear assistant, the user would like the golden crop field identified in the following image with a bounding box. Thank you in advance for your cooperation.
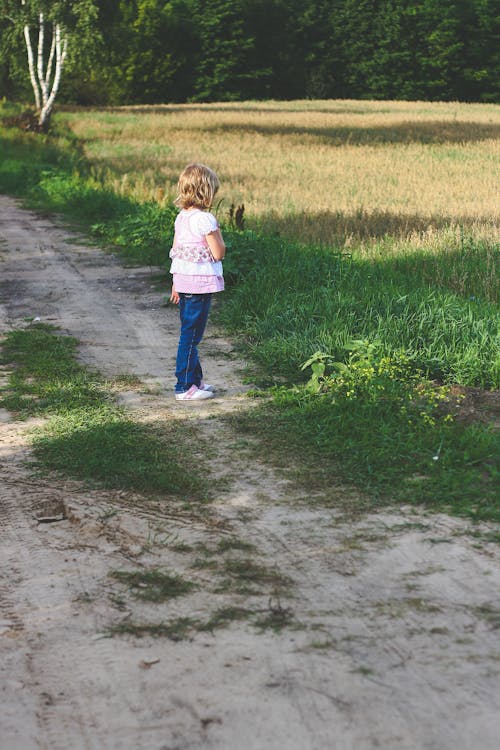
[61,99,499,252]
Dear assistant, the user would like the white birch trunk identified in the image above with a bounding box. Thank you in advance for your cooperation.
[39,25,67,130]
[21,10,68,131]
[44,26,57,90]
[37,13,49,107]
[23,24,41,111]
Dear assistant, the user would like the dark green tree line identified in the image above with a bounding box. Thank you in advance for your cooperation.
[1,0,498,104]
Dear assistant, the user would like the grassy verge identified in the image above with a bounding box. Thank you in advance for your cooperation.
[0,324,205,499]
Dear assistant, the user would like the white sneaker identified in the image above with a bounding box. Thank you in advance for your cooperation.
[175,385,214,401]
[200,381,215,392]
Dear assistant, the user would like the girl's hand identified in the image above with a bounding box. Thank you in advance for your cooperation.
[170,288,180,304]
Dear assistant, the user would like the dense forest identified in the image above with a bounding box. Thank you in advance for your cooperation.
[1,0,499,104]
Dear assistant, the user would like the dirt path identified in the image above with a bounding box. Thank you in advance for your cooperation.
[1,195,499,750]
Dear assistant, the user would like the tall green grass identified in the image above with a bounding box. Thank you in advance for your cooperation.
[219,233,499,388]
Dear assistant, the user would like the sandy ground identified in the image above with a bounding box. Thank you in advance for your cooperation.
[1,194,499,750]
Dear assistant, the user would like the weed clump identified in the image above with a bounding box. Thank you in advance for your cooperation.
[110,570,196,601]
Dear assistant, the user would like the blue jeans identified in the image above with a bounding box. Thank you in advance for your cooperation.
[175,293,212,393]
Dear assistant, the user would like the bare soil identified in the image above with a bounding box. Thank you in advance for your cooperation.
[1,195,499,750]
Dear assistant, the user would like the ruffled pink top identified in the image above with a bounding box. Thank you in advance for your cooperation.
[169,209,224,294]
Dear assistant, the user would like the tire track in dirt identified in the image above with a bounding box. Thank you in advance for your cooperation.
[1,195,500,750]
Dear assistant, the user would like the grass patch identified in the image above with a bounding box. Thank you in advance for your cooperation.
[110,601,295,640]
[110,569,196,601]
[31,412,204,495]
[474,605,500,630]
[351,666,376,677]
[217,559,292,596]
[374,597,442,618]
[188,545,292,595]
[191,557,220,571]
[460,530,500,545]
[217,537,257,553]
[171,542,194,553]
[253,603,295,633]
[0,323,102,417]
[308,639,337,650]
[222,558,290,587]
[111,618,196,641]
[198,606,253,632]
[0,324,206,498]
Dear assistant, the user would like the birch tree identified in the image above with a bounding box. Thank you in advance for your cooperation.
[4,0,99,130]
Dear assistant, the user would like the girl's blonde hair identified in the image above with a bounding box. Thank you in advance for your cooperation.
[174,163,220,210]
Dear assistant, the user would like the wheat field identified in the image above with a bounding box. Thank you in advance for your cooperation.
[61,99,499,252]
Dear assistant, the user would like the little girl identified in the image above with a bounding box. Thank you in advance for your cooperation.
[169,163,226,400]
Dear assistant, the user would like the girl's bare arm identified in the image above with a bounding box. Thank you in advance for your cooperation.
[206,229,226,260]
[170,231,180,303]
